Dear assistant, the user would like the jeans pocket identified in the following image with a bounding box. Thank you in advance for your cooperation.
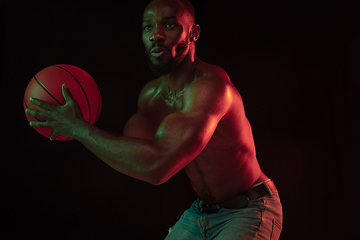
[270,219,282,240]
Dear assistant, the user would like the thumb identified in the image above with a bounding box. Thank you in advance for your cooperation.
[62,83,74,103]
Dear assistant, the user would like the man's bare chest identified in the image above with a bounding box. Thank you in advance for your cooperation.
[144,93,185,128]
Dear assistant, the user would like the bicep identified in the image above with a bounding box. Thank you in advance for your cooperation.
[154,112,218,155]
[123,112,156,140]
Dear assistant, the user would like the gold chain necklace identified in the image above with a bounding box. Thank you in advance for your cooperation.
[164,88,186,107]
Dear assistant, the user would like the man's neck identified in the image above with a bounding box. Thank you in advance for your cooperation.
[161,44,197,93]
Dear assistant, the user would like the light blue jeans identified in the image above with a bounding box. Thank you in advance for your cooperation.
[165,192,283,240]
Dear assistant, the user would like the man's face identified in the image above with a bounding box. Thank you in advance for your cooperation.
[142,0,193,76]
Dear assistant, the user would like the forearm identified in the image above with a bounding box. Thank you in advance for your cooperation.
[74,120,162,184]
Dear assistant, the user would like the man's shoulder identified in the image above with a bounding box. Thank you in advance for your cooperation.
[195,61,230,82]
[181,63,237,115]
[190,61,234,98]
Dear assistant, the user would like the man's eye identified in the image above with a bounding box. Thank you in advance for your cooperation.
[143,25,152,31]
[165,23,176,29]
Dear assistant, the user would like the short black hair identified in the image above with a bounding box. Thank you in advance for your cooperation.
[150,0,196,24]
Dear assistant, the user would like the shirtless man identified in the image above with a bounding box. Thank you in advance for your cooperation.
[25,0,283,239]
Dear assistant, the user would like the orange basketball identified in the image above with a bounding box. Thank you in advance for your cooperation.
[24,64,101,141]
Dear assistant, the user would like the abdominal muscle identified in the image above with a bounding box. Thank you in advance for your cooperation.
[183,142,267,204]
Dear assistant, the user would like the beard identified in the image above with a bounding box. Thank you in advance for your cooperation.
[148,56,176,77]
[146,35,190,77]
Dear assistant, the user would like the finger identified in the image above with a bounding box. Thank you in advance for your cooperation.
[25,108,48,119]
[29,97,55,110]
[62,84,74,103]
[49,131,58,141]
[29,120,48,128]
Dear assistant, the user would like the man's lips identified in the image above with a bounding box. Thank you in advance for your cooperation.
[150,47,168,57]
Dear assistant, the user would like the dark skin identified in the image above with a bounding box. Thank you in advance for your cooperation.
[26,0,268,204]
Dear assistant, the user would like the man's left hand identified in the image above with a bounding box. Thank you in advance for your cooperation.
[25,84,84,140]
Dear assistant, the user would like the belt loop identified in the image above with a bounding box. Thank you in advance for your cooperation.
[264,180,277,194]
[193,198,202,212]
[264,180,271,193]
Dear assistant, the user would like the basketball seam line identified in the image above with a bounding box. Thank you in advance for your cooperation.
[34,76,62,105]
[95,88,101,122]
[53,65,91,122]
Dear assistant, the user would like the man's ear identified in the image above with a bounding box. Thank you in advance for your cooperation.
[190,24,201,42]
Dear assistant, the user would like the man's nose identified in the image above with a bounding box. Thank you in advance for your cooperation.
[149,27,165,42]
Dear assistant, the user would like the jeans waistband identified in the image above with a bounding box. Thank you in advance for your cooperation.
[193,179,277,214]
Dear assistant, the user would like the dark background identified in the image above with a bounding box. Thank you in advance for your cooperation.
[2,0,360,239]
